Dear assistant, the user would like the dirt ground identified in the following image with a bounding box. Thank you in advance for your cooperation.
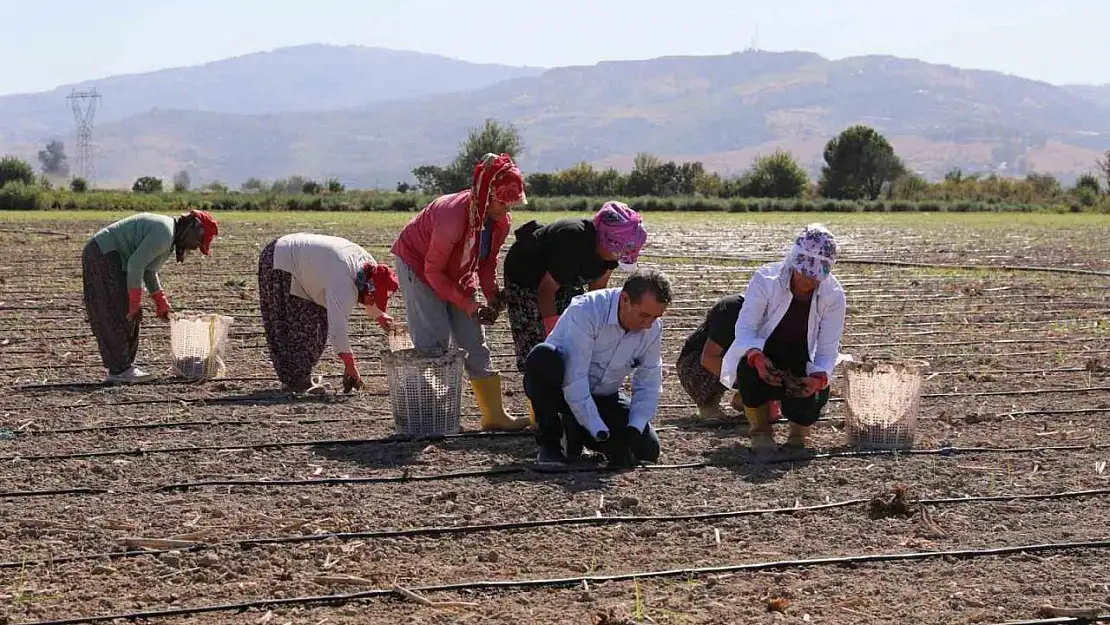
[1,213,1108,625]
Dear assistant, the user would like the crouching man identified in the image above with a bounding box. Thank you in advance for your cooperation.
[523,269,672,467]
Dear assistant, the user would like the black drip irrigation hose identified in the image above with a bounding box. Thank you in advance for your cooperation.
[4,487,1108,572]
[2,442,1106,500]
[12,406,1109,438]
[12,539,1110,625]
[0,487,109,498]
[150,442,1110,493]
[995,618,1110,625]
[6,399,1110,461]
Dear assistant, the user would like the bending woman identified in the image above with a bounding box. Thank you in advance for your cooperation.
[82,210,219,383]
[720,224,846,450]
[258,232,399,394]
[390,153,529,431]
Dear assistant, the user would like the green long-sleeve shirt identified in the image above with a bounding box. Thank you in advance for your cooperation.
[91,213,175,294]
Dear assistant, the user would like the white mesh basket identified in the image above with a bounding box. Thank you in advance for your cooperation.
[382,347,464,438]
[387,324,414,352]
[843,358,928,450]
[169,312,234,380]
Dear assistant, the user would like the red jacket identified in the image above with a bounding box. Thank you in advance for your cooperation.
[391,190,511,315]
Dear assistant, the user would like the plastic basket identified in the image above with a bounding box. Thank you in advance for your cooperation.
[382,347,464,438]
[169,312,234,380]
[387,324,414,352]
[843,358,929,450]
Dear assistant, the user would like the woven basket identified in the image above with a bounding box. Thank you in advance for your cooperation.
[382,347,464,438]
[169,312,234,380]
[843,358,929,450]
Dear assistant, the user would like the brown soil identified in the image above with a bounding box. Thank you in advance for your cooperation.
[1,215,1109,625]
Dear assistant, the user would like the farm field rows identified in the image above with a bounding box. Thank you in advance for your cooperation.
[1,211,1109,625]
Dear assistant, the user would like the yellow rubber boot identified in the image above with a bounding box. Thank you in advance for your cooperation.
[744,404,777,451]
[527,399,537,428]
[471,374,530,431]
[786,422,811,448]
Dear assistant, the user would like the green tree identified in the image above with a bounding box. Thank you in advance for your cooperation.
[240,177,267,192]
[411,165,452,194]
[818,125,907,200]
[626,152,664,195]
[201,180,229,193]
[70,176,88,193]
[1075,172,1101,195]
[553,162,601,196]
[325,177,345,193]
[1024,173,1061,199]
[411,119,525,195]
[172,170,191,192]
[737,150,808,198]
[0,156,35,188]
[302,180,322,195]
[524,172,555,197]
[37,140,69,177]
[1095,151,1109,193]
[132,176,163,193]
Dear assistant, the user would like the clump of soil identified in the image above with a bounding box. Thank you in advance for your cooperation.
[868,483,919,519]
[594,608,645,625]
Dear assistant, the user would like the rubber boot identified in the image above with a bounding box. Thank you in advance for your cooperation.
[527,399,537,428]
[786,422,811,448]
[744,404,777,451]
[471,374,530,431]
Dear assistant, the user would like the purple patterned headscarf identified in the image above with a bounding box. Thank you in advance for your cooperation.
[593,201,648,267]
[787,224,838,281]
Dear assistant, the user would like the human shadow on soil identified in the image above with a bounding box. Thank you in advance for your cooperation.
[309,431,537,472]
[705,443,815,484]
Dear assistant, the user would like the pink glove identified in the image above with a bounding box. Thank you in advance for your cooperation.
[542,315,559,337]
[127,289,143,320]
[339,352,362,393]
[746,350,782,386]
[800,372,829,397]
[151,290,173,320]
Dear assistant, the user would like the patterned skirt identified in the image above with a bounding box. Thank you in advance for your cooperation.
[258,240,330,389]
[504,282,586,373]
[675,345,729,407]
[82,240,140,375]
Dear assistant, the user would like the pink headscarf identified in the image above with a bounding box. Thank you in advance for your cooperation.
[593,201,648,267]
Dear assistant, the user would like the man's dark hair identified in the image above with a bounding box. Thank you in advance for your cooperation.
[622,268,673,305]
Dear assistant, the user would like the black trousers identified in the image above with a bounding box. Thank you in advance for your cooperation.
[523,343,660,462]
[735,344,830,427]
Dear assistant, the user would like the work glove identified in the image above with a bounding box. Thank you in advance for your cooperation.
[542,315,559,337]
[151,290,173,320]
[799,372,829,398]
[376,313,393,331]
[474,305,499,326]
[127,288,143,321]
[338,352,362,393]
[606,426,641,469]
[746,350,782,387]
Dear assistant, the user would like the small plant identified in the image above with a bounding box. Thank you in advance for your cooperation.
[70,176,88,192]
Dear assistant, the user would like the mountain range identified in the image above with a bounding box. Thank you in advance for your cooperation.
[0,44,1107,189]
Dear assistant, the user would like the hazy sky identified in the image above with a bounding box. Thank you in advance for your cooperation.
[2,0,1106,95]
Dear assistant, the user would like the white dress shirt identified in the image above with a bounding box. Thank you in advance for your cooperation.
[545,288,664,437]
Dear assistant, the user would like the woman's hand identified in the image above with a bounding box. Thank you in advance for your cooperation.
[799,372,829,397]
[746,350,782,386]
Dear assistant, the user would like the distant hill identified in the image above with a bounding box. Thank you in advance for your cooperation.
[1064,84,1110,110]
[0,44,544,140]
[1,48,1108,188]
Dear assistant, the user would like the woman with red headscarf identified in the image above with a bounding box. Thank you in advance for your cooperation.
[82,210,219,383]
[258,233,400,395]
[390,153,529,431]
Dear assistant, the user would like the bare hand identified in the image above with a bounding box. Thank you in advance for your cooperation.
[376,313,393,331]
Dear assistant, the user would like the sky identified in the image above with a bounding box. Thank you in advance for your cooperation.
[1,0,1107,96]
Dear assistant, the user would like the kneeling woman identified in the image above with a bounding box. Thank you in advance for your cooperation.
[502,201,647,377]
[82,210,219,383]
[720,224,846,450]
[258,233,399,394]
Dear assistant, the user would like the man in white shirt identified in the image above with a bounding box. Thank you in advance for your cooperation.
[523,269,672,467]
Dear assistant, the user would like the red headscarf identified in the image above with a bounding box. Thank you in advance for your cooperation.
[357,262,399,312]
[189,210,220,256]
[471,153,526,217]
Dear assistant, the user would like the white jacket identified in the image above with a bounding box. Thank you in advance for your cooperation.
[720,261,847,389]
